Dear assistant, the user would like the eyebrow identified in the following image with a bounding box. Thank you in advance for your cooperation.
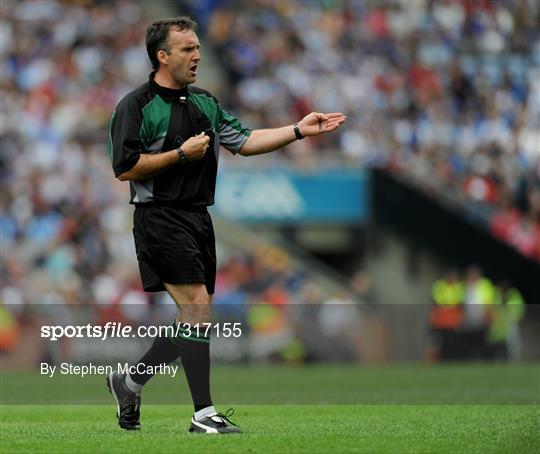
[177,42,201,51]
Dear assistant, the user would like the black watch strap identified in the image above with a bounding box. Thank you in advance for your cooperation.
[293,123,304,140]
[177,146,188,163]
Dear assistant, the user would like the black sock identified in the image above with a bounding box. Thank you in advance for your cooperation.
[129,321,213,411]
[170,322,213,412]
[129,333,180,386]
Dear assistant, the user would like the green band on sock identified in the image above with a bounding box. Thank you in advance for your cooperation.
[168,320,210,345]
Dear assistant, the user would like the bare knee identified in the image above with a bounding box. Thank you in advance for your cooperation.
[164,283,211,325]
[182,291,211,325]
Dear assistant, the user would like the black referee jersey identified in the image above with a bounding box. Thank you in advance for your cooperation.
[108,72,251,207]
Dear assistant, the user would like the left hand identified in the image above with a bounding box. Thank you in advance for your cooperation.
[298,112,347,137]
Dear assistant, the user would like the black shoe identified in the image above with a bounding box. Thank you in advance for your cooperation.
[189,408,241,434]
[106,372,141,430]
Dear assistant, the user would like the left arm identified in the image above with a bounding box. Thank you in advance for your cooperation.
[238,112,347,156]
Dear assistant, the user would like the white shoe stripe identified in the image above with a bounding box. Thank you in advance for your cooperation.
[191,417,218,434]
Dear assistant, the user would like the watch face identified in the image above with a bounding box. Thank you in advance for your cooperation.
[294,124,303,140]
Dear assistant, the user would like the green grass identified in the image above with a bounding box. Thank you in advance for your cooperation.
[2,363,539,404]
[1,405,538,453]
[1,364,539,452]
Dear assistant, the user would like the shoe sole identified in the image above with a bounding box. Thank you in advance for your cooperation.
[106,373,140,431]
[188,422,240,434]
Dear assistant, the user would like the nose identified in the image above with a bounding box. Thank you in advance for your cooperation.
[194,48,201,62]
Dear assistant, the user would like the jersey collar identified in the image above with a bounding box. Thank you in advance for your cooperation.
[149,71,189,103]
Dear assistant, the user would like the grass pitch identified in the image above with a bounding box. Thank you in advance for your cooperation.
[2,404,538,453]
[1,364,539,453]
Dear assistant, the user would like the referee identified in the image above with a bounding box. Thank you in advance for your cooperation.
[106,16,347,434]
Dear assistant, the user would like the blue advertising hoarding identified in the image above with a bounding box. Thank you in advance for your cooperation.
[212,168,369,224]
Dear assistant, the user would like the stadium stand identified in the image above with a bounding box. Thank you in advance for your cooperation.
[1,0,538,364]
[201,0,540,261]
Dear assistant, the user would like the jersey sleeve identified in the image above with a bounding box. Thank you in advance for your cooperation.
[188,87,252,154]
[107,95,144,177]
[217,106,252,154]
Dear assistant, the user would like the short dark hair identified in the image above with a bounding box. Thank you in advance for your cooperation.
[145,16,198,70]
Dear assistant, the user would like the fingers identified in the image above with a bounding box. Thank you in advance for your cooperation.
[325,114,347,131]
[322,117,347,132]
[195,132,210,150]
[325,112,347,119]
[197,132,210,144]
[195,131,210,140]
[328,120,346,129]
[200,134,210,155]
[326,123,341,131]
[308,112,347,129]
[182,132,211,161]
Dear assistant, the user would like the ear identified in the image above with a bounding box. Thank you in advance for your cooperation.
[157,49,169,66]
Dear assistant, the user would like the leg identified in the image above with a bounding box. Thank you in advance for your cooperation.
[164,282,213,412]
[108,283,213,431]
[164,282,240,434]
[126,283,211,390]
[165,282,212,327]
[125,207,215,390]
[113,206,237,432]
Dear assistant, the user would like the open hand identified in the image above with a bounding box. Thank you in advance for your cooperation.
[298,112,347,137]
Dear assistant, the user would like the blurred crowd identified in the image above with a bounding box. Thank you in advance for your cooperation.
[212,245,376,362]
[0,0,365,363]
[1,0,538,330]
[1,239,372,364]
[0,0,368,362]
[202,0,540,260]
[1,1,151,310]
[428,265,526,361]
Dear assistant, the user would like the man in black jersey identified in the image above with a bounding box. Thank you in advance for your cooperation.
[106,16,347,434]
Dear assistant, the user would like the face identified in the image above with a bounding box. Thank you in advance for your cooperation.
[160,29,201,87]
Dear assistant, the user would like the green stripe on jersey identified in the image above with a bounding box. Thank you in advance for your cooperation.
[140,94,171,150]
[188,92,221,129]
[220,106,251,136]
[189,91,250,136]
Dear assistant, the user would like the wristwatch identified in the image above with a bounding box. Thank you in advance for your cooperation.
[177,146,188,163]
[293,123,304,140]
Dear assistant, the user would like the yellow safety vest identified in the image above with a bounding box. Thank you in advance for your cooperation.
[432,280,464,306]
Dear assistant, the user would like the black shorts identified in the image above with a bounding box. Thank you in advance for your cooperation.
[132,205,216,294]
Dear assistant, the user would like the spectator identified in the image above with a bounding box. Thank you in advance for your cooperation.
[202,0,540,261]
[488,281,526,361]
[429,269,464,360]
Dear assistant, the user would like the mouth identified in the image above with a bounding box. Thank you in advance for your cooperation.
[189,65,198,76]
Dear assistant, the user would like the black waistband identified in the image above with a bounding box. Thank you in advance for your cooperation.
[134,202,209,212]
